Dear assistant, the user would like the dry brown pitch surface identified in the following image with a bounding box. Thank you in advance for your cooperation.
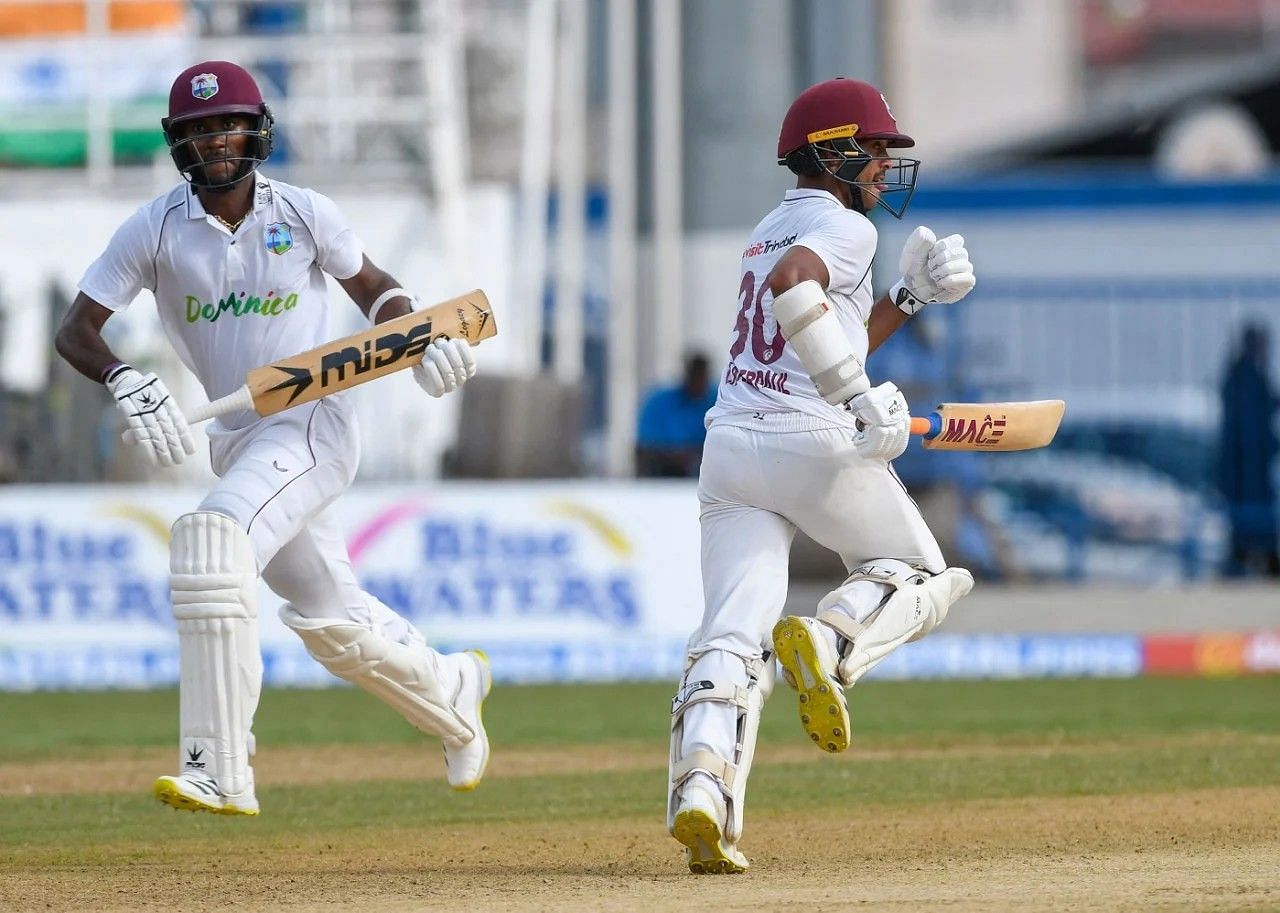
[4,742,1278,912]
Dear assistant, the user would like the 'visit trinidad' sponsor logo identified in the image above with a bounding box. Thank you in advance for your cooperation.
[742,233,797,259]
[185,290,299,323]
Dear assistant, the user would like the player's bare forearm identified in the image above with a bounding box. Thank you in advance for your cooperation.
[866,293,910,355]
[54,293,122,383]
[337,255,414,323]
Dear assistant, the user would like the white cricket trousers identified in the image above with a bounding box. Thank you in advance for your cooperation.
[691,419,945,659]
[199,396,371,618]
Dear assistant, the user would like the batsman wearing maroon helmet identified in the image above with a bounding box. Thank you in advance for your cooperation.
[667,78,979,873]
[54,61,492,815]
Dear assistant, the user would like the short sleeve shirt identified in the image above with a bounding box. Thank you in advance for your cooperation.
[78,176,364,429]
[705,189,878,431]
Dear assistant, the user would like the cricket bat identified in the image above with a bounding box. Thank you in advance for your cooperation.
[908,400,1065,451]
[187,289,496,423]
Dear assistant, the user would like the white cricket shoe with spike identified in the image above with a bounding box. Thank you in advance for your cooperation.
[671,778,749,874]
[443,650,492,791]
[153,769,259,816]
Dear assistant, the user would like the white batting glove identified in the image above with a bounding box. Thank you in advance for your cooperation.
[412,337,477,398]
[888,226,976,316]
[849,381,911,462]
[105,365,196,467]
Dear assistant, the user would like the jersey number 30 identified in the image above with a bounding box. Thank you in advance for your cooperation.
[729,270,787,365]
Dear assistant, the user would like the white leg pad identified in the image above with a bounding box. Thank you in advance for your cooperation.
[818,563,974,687]
[668,650,772,843]
[170,511,261,800]
[279,603,472,744]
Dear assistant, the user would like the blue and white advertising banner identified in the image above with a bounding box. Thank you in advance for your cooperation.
[0,483,702,689]
[0,484,1157,689]
[868,633,1144,681]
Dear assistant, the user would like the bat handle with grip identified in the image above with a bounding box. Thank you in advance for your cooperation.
[187,385,256,424]
[118,384,255,444]
[910,414,941,440]
[855,414,940,439]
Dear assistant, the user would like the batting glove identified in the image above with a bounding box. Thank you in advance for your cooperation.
[413,337,477,398]
[888,226,976,316]
[849,381,911,462]
[105,365,196,467]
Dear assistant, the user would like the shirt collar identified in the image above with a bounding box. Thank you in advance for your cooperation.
[184,183,204,220]
[784,188,843,206]
[183,173,271,221]
[251,175,274,212]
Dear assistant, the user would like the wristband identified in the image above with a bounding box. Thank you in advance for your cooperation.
[889,279,925,317]
[368,287,415,325]
[100,361,128,384]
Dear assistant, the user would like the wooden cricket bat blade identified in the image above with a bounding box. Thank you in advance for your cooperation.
[910,400,1065,451]
[187,289,496,423]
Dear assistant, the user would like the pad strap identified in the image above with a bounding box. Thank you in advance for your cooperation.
[815,607,867,643]
[782,299,828,335]
[671,682,748,720]
[672,749,737,789]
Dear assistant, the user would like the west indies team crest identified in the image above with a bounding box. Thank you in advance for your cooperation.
[190,73,219,100]
[264,222,293,255]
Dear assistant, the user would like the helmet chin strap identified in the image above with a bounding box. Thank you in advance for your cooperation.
[842,184,870,214]
[825,153,873,213]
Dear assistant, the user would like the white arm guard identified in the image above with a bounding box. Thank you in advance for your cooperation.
[772,279,871,406]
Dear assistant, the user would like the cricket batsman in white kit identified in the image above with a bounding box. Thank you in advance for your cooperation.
[668,78,978,873]
[54,61,491,814]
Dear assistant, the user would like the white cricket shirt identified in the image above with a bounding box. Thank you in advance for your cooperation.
[705,188,878,431]
[79,175,364,430]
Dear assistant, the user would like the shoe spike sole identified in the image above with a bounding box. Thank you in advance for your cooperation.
[772,616,851,754]
[672,808,747,875]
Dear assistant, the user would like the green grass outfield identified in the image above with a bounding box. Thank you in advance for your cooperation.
[7,677,1280,754]
[2,676,1278,847]
[3,677,1279,912]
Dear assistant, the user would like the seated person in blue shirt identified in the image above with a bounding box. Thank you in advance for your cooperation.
[636,353,717,477]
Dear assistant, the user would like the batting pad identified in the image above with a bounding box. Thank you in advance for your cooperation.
[279,604,473,744]
[820,564,974,686]
[668,650,772,843]
[169,511,262,800]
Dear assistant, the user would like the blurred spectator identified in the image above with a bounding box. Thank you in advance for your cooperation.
[635,353,716,478]
[1218,323,1280,577]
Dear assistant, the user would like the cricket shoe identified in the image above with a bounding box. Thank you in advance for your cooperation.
[443,650,492,791]
[153,769,259,816]
[671,779,748,875]
[772,615,850,753]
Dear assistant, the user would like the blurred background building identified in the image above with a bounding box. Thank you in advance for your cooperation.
[1,0,1278,688]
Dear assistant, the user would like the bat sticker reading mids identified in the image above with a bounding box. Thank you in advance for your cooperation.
[267,314,435,405]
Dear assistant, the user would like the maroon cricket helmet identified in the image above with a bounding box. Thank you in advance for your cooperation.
[777,78,919,218]
[776,78,914,159]
[162,61,275,190]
